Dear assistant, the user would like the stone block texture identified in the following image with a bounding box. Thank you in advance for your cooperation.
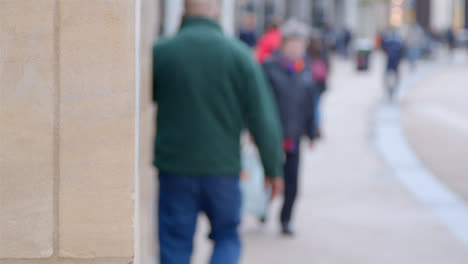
[0,0,56,258]
[1,0,145,262]
[58,0,135,258]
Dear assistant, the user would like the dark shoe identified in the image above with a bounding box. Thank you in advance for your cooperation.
[281,223,295,236]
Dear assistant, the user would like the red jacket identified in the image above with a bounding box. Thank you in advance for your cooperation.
[255,28,282,63]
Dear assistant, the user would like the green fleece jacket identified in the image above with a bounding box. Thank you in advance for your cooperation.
[153,17,283,178]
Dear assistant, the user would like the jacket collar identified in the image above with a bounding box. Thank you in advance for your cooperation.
[270,51,307,74]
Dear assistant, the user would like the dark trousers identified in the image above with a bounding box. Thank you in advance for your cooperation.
[158,173,241,264]
[280,151,300,225]
[385,68,400,99]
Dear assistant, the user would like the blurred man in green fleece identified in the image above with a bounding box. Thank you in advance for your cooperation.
[152,0,284,263]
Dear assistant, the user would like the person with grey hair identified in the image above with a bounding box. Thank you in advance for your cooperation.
[153,0,284,263]
[262,19,319,236]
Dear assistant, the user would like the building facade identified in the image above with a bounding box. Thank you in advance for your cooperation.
[466,0,468,28]
[1,0,160,263]
[238,0,390,38]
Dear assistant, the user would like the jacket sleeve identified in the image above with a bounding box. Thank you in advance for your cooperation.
[152,45,159,103]
[153,39,169,103]
[239,51,284,178]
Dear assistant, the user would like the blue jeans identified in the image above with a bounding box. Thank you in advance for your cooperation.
[314,93,322,127]
[158,173,242,264]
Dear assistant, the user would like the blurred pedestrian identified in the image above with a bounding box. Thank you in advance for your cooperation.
[337,27,352,58]
[405,22,424,70]
[152,0,284,263]
[262,19,319,236]
[256,18,282,63]
[239,13,258,48]
[447,27,456,55]
[322,23,337,52]
[382,28,404,100]
[376,31,383,49]
[308,30,330,138]
[343,27,353,58]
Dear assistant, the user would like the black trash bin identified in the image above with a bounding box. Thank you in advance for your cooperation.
[355,39,373,71]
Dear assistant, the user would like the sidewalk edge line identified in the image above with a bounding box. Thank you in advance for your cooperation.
[375,61,468,248]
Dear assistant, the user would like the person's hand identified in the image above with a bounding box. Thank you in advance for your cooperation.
[248,133,255,144]
[264,177,284,201]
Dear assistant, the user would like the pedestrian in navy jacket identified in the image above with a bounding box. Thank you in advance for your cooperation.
[262,19,319,236]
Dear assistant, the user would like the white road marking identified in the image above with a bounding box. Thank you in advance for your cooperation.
[375,63,468,248]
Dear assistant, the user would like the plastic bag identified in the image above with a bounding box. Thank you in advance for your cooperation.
[240,141,270,219]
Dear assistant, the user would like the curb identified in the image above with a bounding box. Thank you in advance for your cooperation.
[375,61,468,248]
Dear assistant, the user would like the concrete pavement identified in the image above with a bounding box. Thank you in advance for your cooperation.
[401,53,468,203]
[190,54,468,264]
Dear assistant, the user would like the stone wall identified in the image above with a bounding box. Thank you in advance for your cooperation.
[138,0,159,263]
[1,0,56,258]
[0,0,159,263]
